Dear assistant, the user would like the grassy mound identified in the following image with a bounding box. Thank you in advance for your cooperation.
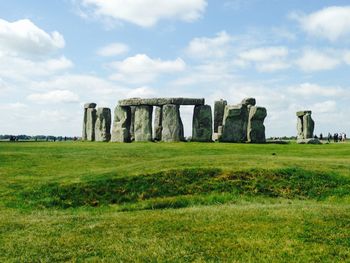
[17,167,350,210]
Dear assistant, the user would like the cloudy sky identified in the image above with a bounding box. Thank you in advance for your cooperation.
[1,0,349,137]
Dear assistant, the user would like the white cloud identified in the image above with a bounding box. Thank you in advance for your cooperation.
[238,46,290,72]
[239,47,288,62]
[344,51,350,64]
[27,90,79,104]
[0,56,73,80]
[295,49,340,72]
[109,54,186,83]
[291,6,350,41]
[312,100,337,113]
[186,31,232,59]
[0,19,65,56]
[97,42,129,57]
[256,61,290,72]
[287,83,345,97]
[126,86,157,98]
[79,0,207,27]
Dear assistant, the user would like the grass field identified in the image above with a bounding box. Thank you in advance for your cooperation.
[0,141,350,262]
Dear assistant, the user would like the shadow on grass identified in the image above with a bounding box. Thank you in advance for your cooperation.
[14,167,350,210]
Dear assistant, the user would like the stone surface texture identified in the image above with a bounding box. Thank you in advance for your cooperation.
[95,107,111,142]
[153,106,163,141]
[119,97,205,106]
[82,103,96,141]
[296,110,314,141]
[214,99,227,133]
[192,105,213,142]
[220,104,247,142]
[241,98,256,106]
[161,104,184,142]
[111,106,131,142]
[134,106,153,142]
[247,106,267,143]
[86,108,97,141]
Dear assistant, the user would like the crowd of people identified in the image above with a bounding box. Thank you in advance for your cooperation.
[317,133,347,143]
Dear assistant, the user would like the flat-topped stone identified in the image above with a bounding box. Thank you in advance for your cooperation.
[84,103,97,109]
[119,98,205,106]
[296,110,311,117]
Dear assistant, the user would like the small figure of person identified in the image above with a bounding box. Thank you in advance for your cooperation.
[334,133,338,143]
[328,133,332,143]
[319,133,323,140]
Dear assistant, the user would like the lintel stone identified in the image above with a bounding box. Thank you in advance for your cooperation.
[119,97,205,106]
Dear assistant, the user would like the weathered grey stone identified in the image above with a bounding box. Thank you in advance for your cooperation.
[303,113,314,139]
[220,104,247,142]
[296,110,311,117]
[296,110,314,139]
[162,104,184,142]
[192,105,213,142]
[95,108,111,142]
[82,103,97,140]
[214,99,227,133]
[130,106,136,141]
[134,106,153,142]
[119,97,205,106]
[153,106,163,141]
[297,138,321,144]
[111,106,131,142]
[86,108,97,141]
[247,106,267,143]
[84,103,97,109]
[241,98,256,106]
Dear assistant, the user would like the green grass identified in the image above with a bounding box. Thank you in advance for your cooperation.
[1,141,350,262]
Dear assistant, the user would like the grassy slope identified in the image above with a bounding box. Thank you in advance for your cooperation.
[0,142,350,262]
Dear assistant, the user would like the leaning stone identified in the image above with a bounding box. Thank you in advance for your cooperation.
[95,107,111,142]
[153,106,163,141]
[134,106,153,142]
[86,108,97,141]
[214,99,227,133]
[247,106,267,143]
[241,98,256,106]
[119,97,205,106]
[162,104,184,142]
[192,105,213,142]
[111,106,131,142]
[220,104,247,142]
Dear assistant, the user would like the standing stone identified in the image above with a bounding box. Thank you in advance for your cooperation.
[214,99,227,133]
[153,106,163,141]
[296,110,318,144]
[95,107,111,142]
[247,106,267,143]
[111,106,131,142]
[162,104,184,142]
[86,107,97,141]
[303,112,314,139]
[220,104,247,142]
[130,106,136,141]
[82,103,96,141]
[134,106,153,142]
[296,110,314,140]
[192,105,213,142]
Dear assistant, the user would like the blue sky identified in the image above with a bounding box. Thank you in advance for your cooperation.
[0,0,349,137]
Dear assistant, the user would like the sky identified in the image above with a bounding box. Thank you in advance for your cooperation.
[0,0,349,137]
